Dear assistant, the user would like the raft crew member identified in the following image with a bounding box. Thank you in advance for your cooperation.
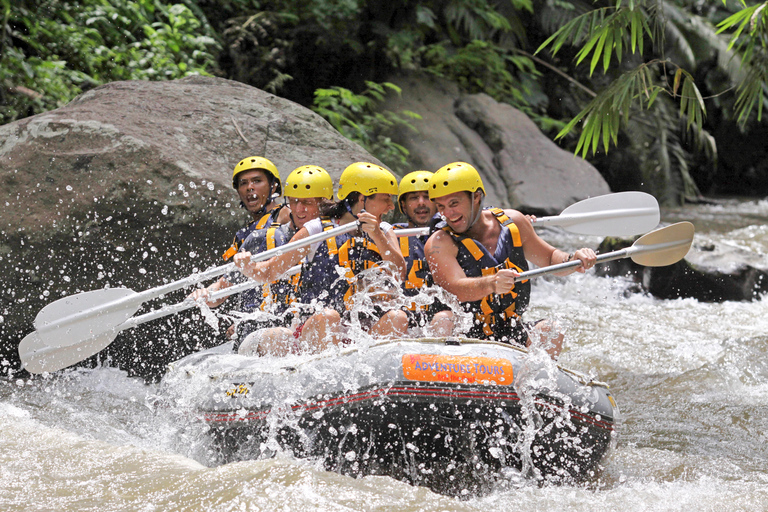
[234,162,408,356]
[190,156,290,314]
[424,162,596,356]
[230,165,334,348]
[394,171,453,337]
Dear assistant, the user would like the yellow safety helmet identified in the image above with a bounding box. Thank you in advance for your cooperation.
[397,170,433,212]
[337,162,398,200]
[232,156,281,195]
[428,161,485,200]
[284,165,334,200]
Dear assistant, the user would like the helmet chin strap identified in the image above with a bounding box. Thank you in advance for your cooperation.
[344,198,358,219]
[466,191,483,230]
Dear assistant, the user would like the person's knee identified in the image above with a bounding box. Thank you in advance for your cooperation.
[239,327,293,357]
[382,310,408,332]
[430,310,454,336]
[321,309,341,324]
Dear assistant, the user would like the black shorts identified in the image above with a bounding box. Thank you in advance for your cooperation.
[405,300,452,328]
[466,317,541,347]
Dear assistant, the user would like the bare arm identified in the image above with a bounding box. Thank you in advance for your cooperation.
[188,276,231,308]
[360,211,406,281]
[509,209,596,276]
[426,231,501,302]
[234,227,311,282]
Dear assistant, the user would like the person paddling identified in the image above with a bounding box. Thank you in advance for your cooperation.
[190,157,292,340]
[234,162,408,356]
[394,171,453,336]
[424,162,597,356]
[230,165,333,348]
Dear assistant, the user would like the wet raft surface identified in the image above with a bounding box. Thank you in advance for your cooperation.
[162,338,616,496]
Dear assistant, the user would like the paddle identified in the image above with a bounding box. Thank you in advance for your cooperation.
[20,279,251,374]
[20,264,304,374]
[513,222,694,282]
[395,191,660,238]
[33,221,360,347]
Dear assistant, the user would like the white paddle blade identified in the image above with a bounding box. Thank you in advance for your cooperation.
[630,222,694,267]
[553,191,660,236]
[34,288,139,347]
[19,330,117,374]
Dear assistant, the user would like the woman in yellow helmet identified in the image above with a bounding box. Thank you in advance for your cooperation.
[234,162,408,356]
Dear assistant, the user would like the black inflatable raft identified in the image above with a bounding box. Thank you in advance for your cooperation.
[160,337,618,496]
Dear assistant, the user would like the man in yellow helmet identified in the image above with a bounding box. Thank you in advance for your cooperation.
[221,156,292,261]
[394,171,453,336]
[191,161,320,345]
[424,162,597,356]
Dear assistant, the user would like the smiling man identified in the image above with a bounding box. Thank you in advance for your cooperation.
[424,162,597,356]
[189,156,290,323]
[394,171,453,336]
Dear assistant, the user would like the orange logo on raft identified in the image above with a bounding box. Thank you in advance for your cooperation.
[402,354,513,385]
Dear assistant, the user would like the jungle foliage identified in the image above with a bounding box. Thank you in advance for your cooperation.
[0,0,219,124]
[2,0,768,200]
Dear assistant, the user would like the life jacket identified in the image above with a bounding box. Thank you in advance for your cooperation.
[294,218,353,313]
[236,221,294,312]
[221,204,285,261]
[337,234,388,306]
[392,223,432,310]
[444,208,530,338]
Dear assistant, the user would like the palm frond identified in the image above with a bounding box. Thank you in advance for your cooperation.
[536,4,651,74]
[557,60,706,158]
[717,1,768,124]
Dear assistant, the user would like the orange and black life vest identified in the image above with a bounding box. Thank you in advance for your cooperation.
[445,208,530,339]
[392,224,432,311]
[221,204,286,261]
[235,221,294,313]
[293,218,353,313]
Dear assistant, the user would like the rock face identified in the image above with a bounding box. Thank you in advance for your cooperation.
[381,73,611,214]
[0,76,379,379]
[596,234,768,302]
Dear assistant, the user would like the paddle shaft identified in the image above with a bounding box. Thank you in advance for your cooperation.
[36,222,358,336]
[392,207,652,237]
[395,192,659,237]
[514,238,689,282]
[122,264,302,330]
[531,206,658,228]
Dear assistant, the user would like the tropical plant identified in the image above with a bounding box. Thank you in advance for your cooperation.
[312,81,422,174]
[0,0,219,124]
[716,0,768,126]
[531,0,761,202]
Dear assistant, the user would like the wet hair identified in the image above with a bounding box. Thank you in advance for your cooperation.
[320,191,362,219]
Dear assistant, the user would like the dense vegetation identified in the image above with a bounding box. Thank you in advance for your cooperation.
[2,0,768,201]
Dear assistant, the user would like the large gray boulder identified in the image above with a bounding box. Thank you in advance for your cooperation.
[381,73,611,214]
[596,234,768,302]
[0,76,379,379]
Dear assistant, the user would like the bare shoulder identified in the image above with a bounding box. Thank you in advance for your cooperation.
[503,208,537,239]
[425,229,457,258]
[502,208,531,226]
